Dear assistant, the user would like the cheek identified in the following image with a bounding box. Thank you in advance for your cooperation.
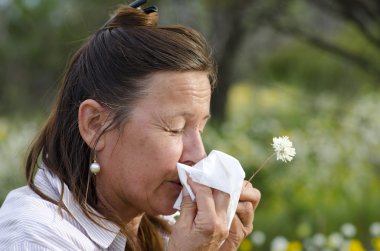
[148,136,184,166]
[125,132,183,175]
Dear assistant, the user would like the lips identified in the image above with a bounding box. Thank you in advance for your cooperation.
[173,180,183,187]
[169,180,183,191]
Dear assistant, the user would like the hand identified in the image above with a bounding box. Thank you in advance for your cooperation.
[219,181,261,251]
[168,177,231,251]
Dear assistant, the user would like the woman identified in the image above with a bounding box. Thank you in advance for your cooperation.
[0,2,260,250]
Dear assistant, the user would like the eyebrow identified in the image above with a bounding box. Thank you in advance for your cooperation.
[175,112,211,121]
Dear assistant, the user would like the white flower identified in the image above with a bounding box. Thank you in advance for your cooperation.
[341,223,356,237]
[250,230,266,246]
[248,135,296,182]
[328,232,344,248]
[272,136,296,162]
[312,233,326,247]
[369,222,380,236]
[270,236,288,251]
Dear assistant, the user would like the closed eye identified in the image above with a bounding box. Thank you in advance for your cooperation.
[170,129,185,135]
[164,127,185,136]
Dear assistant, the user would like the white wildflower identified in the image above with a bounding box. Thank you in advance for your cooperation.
[312,233,326,247]
[250,230,266,246]
[248,136,296,182]
[369,222,380,236]
[341,223,356,238]
[272,136,296,162]
[328,232,344,248]
[270,236,288,251]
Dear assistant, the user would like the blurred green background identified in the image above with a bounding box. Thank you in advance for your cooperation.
[1,0,380,250]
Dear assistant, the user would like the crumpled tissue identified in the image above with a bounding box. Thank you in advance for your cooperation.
[173,150,245,230]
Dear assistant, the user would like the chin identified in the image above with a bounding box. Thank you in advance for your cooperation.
[146,207,177,217]
[160,207,178,216]
[148,198,178,216]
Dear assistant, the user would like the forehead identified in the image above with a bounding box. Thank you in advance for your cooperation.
[128,71,211,121]
[143,71,211,102]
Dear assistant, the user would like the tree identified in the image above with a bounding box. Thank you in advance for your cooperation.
[167,0,380,120]
[272,0,380,79]
[2,0,380,120]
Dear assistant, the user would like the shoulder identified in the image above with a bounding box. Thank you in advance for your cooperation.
[0,187,97,250]
[2,242,51,251]
[0,186,59,226]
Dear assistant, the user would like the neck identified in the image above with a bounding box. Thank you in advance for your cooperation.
[125,214,144,235]
[95,188,144,234]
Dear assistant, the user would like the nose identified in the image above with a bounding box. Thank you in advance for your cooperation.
[179,129,206,166]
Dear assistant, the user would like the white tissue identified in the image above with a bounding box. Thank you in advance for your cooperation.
[173,150,245,230]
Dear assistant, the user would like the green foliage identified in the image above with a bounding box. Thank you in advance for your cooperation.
[1,1,380,250]
[254,40,375,94]
[0,0,122,115]
[0,117,38,202]
[204,84,380,250]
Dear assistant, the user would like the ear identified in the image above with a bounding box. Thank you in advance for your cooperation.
[78,99,110,151]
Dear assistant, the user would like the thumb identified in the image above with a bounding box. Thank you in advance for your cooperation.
[178,187,196,224]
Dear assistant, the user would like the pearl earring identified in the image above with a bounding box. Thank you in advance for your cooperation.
[90,160,101,175]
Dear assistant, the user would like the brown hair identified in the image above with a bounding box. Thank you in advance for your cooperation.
[25,4,216,251]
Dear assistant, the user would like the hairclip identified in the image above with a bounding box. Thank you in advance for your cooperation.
[129,0,158,14]
[129,0,146,8]
[100,0,157,30]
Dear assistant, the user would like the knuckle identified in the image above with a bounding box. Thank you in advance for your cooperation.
[202,216,218,234]
[240,184,261,205]
[241,223,254,239]
[244,201,254,211]
[239,201,253,212]
[215,219,229,240]
[220,227,229,240]
[201,217,228,238]
[180,198,195,209]
[253,188,261,201]
[246,223,254,234]
[243,181,253,189]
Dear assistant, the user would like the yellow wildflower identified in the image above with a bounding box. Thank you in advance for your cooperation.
[348,239,365,251]
[286,240,303,251]
[372,237,380,251]
[239,238,253,251]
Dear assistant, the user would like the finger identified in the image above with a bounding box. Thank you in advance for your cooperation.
[188,178,230,243]
[240,181,261,210]
[235,201,254,229]
[187,177,216,215]
[178,186,197,224]
[228,214,245,241]
[227,201,254,245]
[212,189,230,221]
[226,212,252,247]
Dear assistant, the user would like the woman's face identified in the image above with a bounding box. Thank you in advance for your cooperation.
[96,71,211,219]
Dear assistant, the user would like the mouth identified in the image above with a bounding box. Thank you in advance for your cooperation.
[169,180,183,191]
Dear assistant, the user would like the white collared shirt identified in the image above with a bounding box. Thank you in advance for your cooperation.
[0,168,127,250]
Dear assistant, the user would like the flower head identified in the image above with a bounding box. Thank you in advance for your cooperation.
[272,136,296,162]
[248,135,296,182]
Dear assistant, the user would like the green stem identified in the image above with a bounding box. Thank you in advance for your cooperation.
[248,152,276,182]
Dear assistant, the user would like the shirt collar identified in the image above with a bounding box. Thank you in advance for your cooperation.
[35,167,125,249]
